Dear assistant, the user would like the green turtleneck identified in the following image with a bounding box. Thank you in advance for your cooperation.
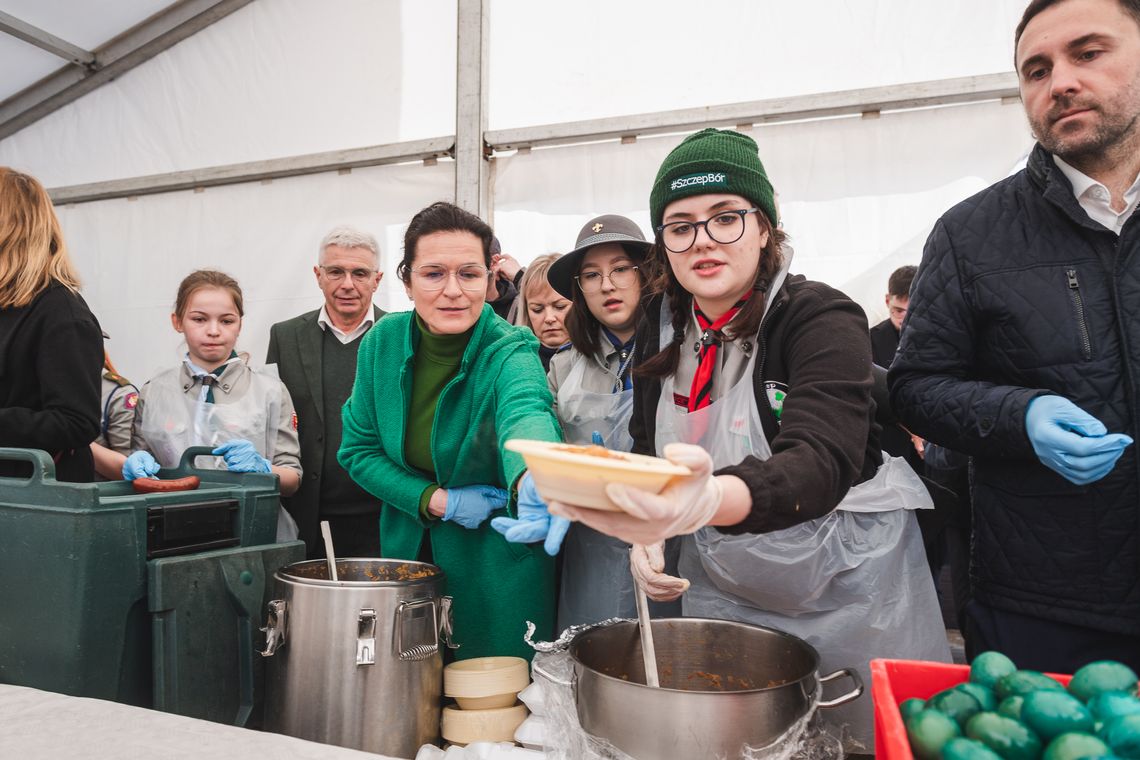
[408,315,474,516]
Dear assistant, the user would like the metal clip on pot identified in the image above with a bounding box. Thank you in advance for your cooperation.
[260,599,287,657]
[439,596,459,650]
[357,608,377,665]
[816,667,864,708]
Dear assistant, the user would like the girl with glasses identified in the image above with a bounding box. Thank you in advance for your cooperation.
[118,269,302,539]
[544,215,680,629]
[548,129,948,748]
[339,202,566,661]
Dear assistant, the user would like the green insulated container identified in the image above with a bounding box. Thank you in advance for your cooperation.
[0,446,297,722]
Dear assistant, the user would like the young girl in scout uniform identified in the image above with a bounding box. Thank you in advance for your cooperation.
[544,215,681,629]
[121,270,302,537]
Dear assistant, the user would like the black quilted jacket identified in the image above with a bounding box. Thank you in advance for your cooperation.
[889,144,1140,635]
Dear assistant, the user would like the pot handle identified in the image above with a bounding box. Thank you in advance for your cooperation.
[394,598,439,661]
[816,667,864,709]
[260,599,287,657]
[530,658,574,688]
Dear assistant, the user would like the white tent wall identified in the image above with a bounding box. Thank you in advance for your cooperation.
[56,159,454,385]
[487,0,1027,128]
[492,97,1033,325]
[0,0,458,187]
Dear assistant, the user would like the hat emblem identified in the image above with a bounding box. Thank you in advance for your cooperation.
[592,223,604,233]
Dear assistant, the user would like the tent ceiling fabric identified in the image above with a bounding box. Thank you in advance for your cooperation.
[0,0,175,101]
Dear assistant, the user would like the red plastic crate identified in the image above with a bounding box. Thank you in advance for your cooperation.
[871,659,1072,760]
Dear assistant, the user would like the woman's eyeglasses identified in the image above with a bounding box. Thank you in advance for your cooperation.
[655,208,760,253]
[411,264,490,292]
[575,265,640,294]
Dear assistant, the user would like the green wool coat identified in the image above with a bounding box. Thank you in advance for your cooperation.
[339,305,562,660]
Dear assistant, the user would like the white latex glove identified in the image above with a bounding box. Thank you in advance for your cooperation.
[548,443,723,545]
[630,542,689,602]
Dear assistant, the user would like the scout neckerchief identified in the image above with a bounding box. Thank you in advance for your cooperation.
[601,328,636,393]
[687,298,748,412]
[184,351,241,403]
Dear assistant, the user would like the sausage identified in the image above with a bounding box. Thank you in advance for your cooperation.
[132,476,201,494]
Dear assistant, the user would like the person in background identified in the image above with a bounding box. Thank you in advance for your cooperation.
[549,129,948,749]
[89,335,139,480]
[889,0,1140,671]
[267,226,386,558]
[0,167,103,483]
[545,215,680,629]
[869,265,916,370]
[339,202,567,660]
[486,237,521,320]
[121,270,302,540]
[514,253,572,371]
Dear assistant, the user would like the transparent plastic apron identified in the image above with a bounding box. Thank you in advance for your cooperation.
[556,352,684,629]
[654,303,948,750]
[140,363,299,542]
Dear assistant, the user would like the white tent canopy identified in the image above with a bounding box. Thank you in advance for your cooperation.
[0,0,1034,385]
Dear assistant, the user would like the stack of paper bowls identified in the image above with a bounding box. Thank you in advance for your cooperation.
[441,656,530,746]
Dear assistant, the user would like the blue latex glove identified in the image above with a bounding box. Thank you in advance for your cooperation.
[490,472,570,556]
[122,450,159,480]
[591,431,605,446]
[1025,396,1133,485]
[212,439,272,474]
[443,485,510,529]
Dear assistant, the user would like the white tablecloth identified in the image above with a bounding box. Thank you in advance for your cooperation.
[0,684,408,760]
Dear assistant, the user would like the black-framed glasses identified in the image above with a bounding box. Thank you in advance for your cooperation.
[411,264,490,292]
[655,208,760,253]
[320,265,376,282]
[575,264,640,294]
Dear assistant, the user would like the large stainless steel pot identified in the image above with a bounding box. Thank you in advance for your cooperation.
[538,617,862,760]
[261,559,455,757]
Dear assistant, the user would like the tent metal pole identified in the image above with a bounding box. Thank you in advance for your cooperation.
[485,72,1021,151]
[48,137,455,205]
[0,0,254,142]
[454,0,491,221]
[0,11,96,68]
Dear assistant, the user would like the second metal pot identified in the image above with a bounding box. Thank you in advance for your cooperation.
[556,617,863,759]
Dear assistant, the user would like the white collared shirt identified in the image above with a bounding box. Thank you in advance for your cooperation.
[1054,156,1140,235]
[317,305,375,344]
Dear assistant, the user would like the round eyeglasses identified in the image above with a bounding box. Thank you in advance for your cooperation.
[575,264,640,294]
[411,264,490,292]
[655,208,760,253]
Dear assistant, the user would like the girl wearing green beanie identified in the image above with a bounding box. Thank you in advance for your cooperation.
[550,128,949,750]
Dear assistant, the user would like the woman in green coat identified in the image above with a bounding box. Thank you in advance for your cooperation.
[339,202,567,660]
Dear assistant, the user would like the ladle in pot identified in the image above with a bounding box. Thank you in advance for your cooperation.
[633,567,660,688]
[320,520,339,582]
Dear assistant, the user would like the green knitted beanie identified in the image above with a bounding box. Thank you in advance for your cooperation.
[649,128,777,230]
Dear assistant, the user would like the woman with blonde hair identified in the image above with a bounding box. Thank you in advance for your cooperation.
[513,253,572,371]
[0,167,103,482]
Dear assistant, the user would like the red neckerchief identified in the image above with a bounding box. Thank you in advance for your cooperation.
[686,298,748,412]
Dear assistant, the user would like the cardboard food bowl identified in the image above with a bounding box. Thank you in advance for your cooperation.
[505,439,691,512]
[444,656,530,702]
[441,703,528,745]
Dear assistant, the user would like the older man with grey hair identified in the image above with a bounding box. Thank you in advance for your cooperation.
[267,225,386,557]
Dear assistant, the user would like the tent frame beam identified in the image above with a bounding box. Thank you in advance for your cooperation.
[0,10,96,68]
[454,0,490,219]
[485,72,1020,151]
[46,73,1020,207]
[0,0,253,142]
[49,137,454,205]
